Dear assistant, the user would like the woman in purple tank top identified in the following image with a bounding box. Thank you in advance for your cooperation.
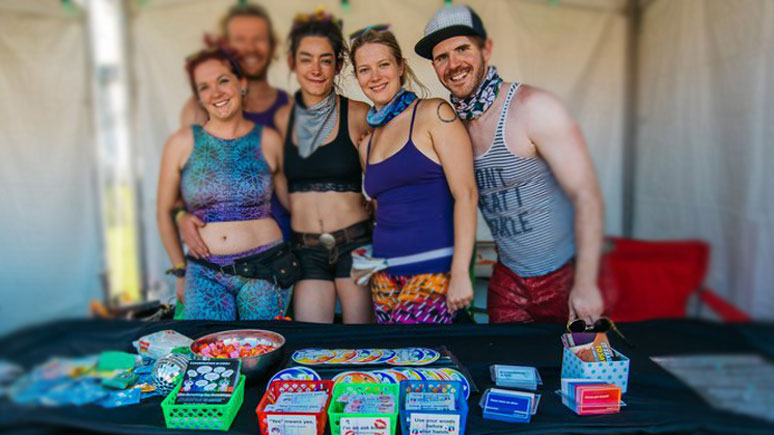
[350,28,478,324]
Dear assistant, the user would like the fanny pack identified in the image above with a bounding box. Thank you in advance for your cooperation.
[350,244,455,285]
[187,242,301,288]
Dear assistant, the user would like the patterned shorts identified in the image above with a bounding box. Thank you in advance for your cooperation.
[370,272,453,324]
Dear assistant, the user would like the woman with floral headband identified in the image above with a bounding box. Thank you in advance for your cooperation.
[350,27,477,324]
[272,10,374,323]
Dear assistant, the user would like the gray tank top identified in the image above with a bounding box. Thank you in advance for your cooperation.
[474,83,576,277]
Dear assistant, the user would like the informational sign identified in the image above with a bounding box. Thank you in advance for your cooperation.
[339,416,391,435]
[409,413,460,435]
[265,414,317,435]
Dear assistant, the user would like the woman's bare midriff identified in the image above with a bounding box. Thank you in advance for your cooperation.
[199,218,282,255]
[290,191,369,234]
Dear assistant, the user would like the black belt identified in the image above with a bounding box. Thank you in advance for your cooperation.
[187,242,300,288]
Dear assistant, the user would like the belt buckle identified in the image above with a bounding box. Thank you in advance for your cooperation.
[319,233,336,250]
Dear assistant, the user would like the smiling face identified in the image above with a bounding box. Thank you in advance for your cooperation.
[353,42,405,108]
[193,58,246,121]
[431,36,491,99]
[291,36,337,100]
[226,15,273,80]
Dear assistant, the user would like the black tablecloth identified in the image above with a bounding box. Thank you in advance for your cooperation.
[1,319,773,434]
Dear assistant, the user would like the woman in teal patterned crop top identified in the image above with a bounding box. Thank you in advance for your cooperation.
[156,47,289,320]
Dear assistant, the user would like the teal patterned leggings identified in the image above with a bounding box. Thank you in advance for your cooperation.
[183,244,289,320]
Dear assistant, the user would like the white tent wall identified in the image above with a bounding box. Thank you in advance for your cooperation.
[634,0,774,318]
[0,1,102,334]
[130,0,626,298]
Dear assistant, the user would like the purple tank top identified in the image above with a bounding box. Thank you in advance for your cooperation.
[363,101,454,275]
[242,89,292,240]
[243,90,289,130]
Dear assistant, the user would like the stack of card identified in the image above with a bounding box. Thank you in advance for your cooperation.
[404,391,455,411]
[337,394,395,414]
[263,390,329,413]
[479,388,541,423]
[174,360,240,405]
[559,379,623,415]
[490,365,541,391]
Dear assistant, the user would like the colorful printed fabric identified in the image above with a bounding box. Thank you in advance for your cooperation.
[366,88,417,127]
[370,271,453,324]
[487,260,574,324]
[183,244,289,320]
[450,66,503,120]
[181,124,273,223]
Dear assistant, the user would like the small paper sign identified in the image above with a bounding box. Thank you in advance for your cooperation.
[409,413,460,435]
[340,416,391,435]
[266,414,317,435]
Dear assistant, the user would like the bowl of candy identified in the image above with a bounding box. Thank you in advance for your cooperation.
[190,329,285,378]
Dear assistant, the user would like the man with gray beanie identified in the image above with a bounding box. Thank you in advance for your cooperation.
[415,5,605,325]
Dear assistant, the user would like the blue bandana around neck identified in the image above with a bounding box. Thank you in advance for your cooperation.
[366,88,417,128]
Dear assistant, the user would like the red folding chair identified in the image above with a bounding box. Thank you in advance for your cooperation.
[599,237,750,322]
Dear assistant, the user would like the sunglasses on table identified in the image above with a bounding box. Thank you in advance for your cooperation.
[566,317,635,348]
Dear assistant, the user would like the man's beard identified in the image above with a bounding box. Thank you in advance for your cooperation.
[244,68,268,81]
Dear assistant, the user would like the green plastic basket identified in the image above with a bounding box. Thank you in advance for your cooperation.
[328,383,399,435]
[161,374,245,431]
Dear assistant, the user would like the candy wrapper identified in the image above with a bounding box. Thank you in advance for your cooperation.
[133,330,193,360]
[0,360,24,397]
[98,387,142,408]
[570,333,617,363]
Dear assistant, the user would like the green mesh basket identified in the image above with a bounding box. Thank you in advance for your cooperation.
[161,374,245,431]
[328,383,399,435]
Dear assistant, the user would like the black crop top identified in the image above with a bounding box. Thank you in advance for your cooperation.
[283,95,363,193]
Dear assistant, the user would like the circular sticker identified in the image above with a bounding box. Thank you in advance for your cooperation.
[267,367,321,388]
[327,349,358,364]
[332,371,379,384]
[417,368,445,381]
[387,348,426,366]
[373,349,396,364]
[383,369,409,382]
[414,348,441,366]
[213,366,226,373]
[203,382,217,391]
[222,369,234,377]
[292,349,336,365]
[398,368,426,380]
[196,365,213,374]
[350,349,383,365]
[437,368,470,399]
[204,372,220,381]
[195,379,209,387]
[186,370,198,378]
[370,370,398,384]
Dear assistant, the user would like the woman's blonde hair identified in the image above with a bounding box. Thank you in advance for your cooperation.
[349,28,428,96]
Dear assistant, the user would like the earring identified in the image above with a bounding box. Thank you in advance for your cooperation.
[240,88,247,96]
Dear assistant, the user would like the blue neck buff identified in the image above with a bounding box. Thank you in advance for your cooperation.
[366,88,417,128]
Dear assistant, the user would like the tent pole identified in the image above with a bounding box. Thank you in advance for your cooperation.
[622,0,640,237]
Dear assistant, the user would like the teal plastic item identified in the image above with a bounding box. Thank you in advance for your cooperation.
[161,375,246,431]
[97,351,137,371]
[174,302,185,320]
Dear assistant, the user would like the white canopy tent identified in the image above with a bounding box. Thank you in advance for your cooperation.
[0,0,771,334]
